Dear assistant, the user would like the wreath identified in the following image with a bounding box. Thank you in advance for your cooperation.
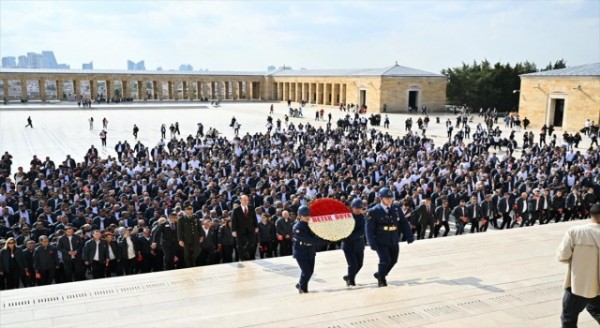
[308,198,355,241]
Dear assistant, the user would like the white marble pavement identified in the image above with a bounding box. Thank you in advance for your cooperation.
[0,220,597,327]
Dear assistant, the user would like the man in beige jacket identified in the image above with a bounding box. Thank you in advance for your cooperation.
[556,204,600,327]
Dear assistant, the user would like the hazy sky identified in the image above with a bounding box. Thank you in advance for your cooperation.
[1,0,598,73]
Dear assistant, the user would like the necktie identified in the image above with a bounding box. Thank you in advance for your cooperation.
[244,207,248,216]
[171,222,176,231]
[427,206,430,213]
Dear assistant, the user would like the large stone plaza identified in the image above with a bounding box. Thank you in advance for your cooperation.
[0,75,598,328]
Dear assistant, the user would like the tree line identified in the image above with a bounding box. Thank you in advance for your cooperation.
[441,59,566,113]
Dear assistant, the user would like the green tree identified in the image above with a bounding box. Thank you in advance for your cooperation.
[442,59,563,112]
[542,59,567,71]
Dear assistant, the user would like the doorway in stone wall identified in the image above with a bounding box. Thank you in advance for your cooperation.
[548,98,565,127]
[408,90,419,110]
[359,90,366,107]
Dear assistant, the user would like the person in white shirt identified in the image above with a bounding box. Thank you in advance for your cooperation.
[556,204,600,327]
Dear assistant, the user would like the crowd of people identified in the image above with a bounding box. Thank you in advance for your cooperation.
[0,105,598,290]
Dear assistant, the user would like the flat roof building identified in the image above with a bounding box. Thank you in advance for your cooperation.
[0,63,447,112]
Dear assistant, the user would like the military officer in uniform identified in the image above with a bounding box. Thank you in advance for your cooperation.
[292,205,326,294]
[177,202,200,268]
[366,187,414,287]
[342,198,366,287]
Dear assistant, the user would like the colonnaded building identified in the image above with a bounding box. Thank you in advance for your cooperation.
[519,63,600,133]
[0,63,447,113]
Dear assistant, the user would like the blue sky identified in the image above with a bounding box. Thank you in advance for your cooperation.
[1,0,598,73]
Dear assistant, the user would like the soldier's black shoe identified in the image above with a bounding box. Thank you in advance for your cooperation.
[374,273,387,287]
[343,275,356,287]
[296,283,307,294]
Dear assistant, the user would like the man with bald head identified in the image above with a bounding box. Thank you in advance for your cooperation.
[231,195,258,261]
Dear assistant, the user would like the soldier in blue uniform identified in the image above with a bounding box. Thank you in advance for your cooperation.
[342,198,366,287]
[366,187,414,287]
[292,205,326,294]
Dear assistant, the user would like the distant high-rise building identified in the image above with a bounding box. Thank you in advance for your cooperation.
[2,56,16,68]
[27,52,43,68]
[179,64,193,72]
[41,51,58,68]
[57,64,70,69]
[82,61,93,70]
[267,65,276,72]
[156,66,163,71]
[17,55,27,68]
[5,50,68,69]
[127,60,145,70]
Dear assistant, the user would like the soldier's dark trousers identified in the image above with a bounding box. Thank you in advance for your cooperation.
[376,244,399,278]
[296,257,315,291]
[343,248,364,283]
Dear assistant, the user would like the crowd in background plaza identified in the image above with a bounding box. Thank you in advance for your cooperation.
[0,103,598,290]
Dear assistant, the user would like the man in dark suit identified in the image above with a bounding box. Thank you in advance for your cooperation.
[498,192,513,229]
[451,199,469,235]
[275,211,294,256]
[177,203,200,267]
[198,218,218,266]
[466,196,482,233]
[511,192,530,228]
[98,232,118,277]
[155,213,181,270]
[529,189,543,226]
[434,199,452,237]
[56,225,85,282]
[33,235,59,286]
[410,197,435,240]
[83,230,109,279]
[480,194,494,232]
[92,209,114,231]
[231,195,258,261]
[137,227,153,273]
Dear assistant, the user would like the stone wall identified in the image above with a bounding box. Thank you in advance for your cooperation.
[380,76,447,113]
[519,76,600,132]
[1,70,448,112]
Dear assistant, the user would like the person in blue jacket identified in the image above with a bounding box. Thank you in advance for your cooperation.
[292,205,326,294]
[366,187,414,287]
[342,198,366,287]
